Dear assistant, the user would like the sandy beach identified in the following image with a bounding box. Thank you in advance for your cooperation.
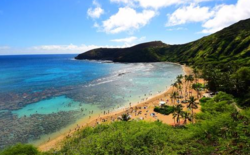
[38,64,205,151]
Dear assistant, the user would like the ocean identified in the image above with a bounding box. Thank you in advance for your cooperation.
[0,54,184,149]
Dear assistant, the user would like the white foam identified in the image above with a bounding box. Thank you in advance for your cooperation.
[85,79,115,87]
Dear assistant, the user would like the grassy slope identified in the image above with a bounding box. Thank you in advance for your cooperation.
[157,18,250,66]
[76,18,250,66]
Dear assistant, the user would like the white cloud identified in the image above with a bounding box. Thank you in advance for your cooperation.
[165,0,250,34]
[102,7,156,34]
[193,0,212,2]
[110,36,146,43]
[111,36,138,43]
[29,44,131,53]
[110,0,135,6]
[0,44,133,55]
[105,0,214,34]
[93,22,100,28]
[110,0,130,3]
[166,4,214,26]
[202,0,250,33]
[138,0,214,9]
[110,0,213,9]
[166,27,188,31]
[136,0,184,9]
[31,44,100,52]
[87,0,104,19]
[0,46,10,50]
[138,36,146,41]
[88,7,104,19]
[110,0,184,9]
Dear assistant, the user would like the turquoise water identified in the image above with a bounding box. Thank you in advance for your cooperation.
[12,96,95,117]
[0,55,183,149]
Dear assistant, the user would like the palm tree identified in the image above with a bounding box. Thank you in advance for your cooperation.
[181,111,192,124]
[193,83,203,99]
[174,104,183,125]
[188,75,194,97]
[176,75,183,95]
[172,82,178,93]
[184,75,188,82]
[172,112,177,126]
[193,68,199,84]
[189,75,194,84]
[184,75,189,100]
[177,74,183,81]
[192,84,198,99]
[178,84,182,96]
[118,113,131,121]
[170,92,178,105]
[187,96,198,124]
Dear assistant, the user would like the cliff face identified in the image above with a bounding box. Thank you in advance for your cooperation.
[76,18,250,65]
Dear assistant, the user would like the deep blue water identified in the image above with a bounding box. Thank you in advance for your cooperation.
[0,54,184,148]
[0,54,124,93]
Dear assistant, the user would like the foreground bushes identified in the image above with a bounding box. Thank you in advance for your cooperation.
[0,144,39,155]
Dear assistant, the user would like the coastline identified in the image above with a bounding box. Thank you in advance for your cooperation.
[38,64,201,151]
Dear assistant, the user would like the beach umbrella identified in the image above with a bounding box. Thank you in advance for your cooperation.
[159,101,166,106]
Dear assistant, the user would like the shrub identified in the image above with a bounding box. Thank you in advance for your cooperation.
[0,143,39,155]
[154,105,175,115]
[199,97,211,104]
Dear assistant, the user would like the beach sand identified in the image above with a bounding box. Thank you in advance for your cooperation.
[38,65,205,151]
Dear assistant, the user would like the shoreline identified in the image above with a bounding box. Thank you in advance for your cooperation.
[38,64,199,151]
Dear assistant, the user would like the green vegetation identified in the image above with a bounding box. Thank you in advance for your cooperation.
[75,41,166,62]
[202,65,250,106]
[172,104,183,125]
[154,105,175,115]
[187,96,198,124]
[0,143,39,155]
[118,113,131,121]
[1,93,250,154]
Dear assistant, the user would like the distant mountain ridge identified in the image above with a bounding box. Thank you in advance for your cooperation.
[75,41,167,62]
[76,18,250,66]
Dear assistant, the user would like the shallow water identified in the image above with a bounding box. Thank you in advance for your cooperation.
[0,54,183,149]
[12,96,96,117]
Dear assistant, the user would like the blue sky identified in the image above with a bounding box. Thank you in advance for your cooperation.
[0,0,249,55]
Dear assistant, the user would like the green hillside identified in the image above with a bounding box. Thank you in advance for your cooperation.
[76,18,250,66]
[75,41,167,62]
[156,18,250,66]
